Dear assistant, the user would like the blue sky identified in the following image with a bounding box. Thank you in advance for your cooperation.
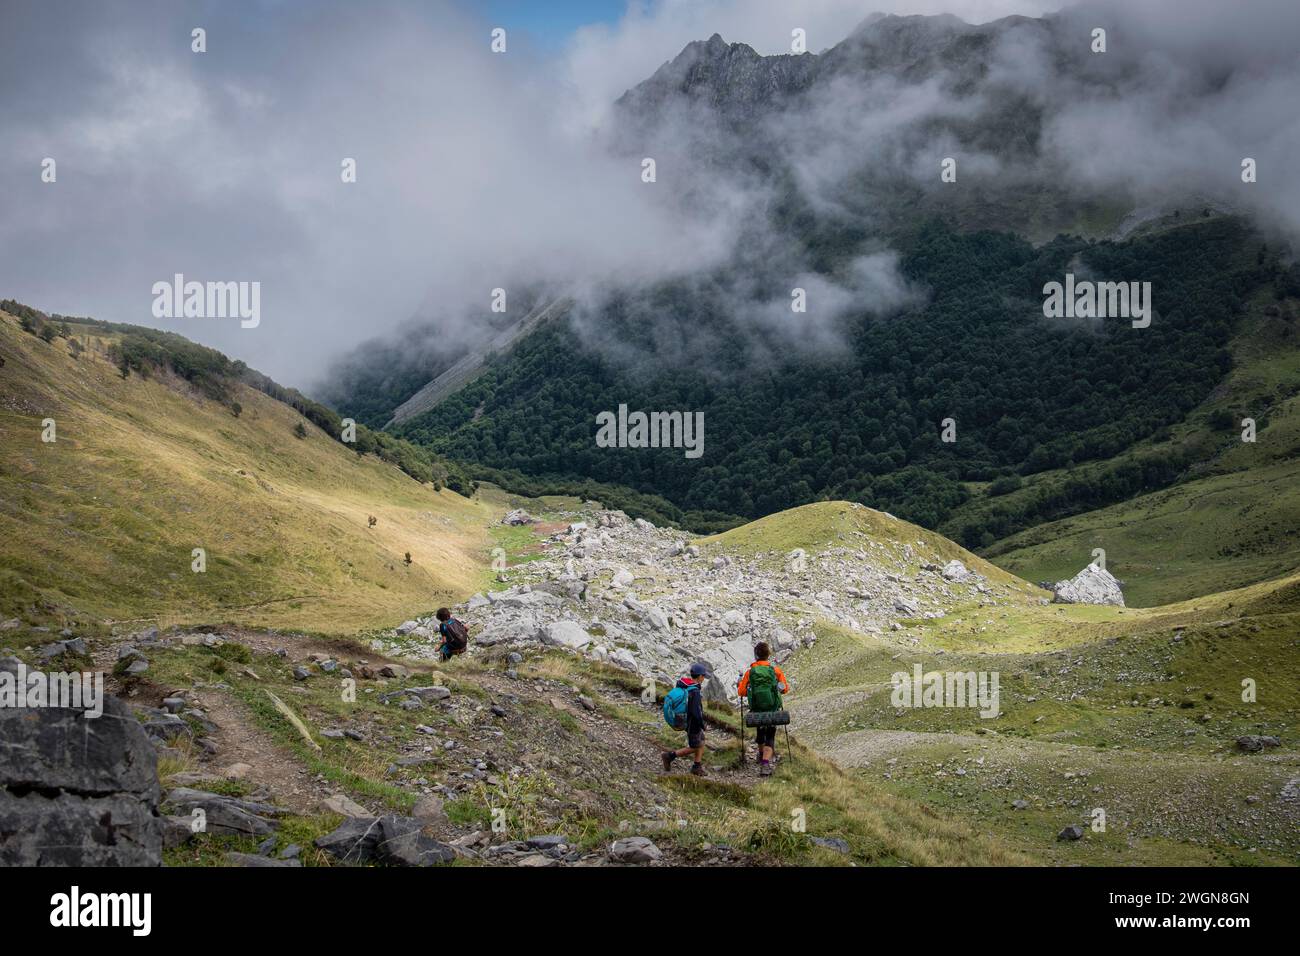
[477,0,632,46]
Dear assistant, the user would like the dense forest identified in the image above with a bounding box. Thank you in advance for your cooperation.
[393,217,1280,543]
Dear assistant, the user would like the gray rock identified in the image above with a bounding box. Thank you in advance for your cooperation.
[539,620,592,651]
[376,815,456,866]
[411,795,447,823]
[164,789,280,837]
[406,685,451,701]
[1056,825,1085,841]
[810,836,850,854]
[226,851,302,867]
[315,816,385,863]
[0,694,163,866]
[1236,735,1281,753]
[1052,565,1125,607]
[609,836,662,863]
[526,834,567,849]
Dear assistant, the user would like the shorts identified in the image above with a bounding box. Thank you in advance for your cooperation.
[756,725,776,748]
[686,729,705,749]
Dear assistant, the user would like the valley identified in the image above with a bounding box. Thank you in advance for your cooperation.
[2,308,1293,867]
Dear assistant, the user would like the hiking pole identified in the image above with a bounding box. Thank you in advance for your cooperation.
[784,724,794,767]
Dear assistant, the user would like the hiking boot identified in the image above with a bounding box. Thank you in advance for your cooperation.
[690,763,706,777]
[758,762,773,777]
[661,751,676,772]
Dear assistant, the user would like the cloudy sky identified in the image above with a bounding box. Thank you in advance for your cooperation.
[2,0,1295,390]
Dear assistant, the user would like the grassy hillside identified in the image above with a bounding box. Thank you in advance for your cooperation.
[702,499,1034,593]
[786,571,1300,865]
[0,309,493,634]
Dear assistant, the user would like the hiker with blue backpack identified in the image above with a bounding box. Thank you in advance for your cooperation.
[736,642,790,776]
[661,662,710,777]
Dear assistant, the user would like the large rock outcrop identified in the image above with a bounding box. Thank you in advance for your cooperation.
[1051,565,1125,607]
[0,692,163,865]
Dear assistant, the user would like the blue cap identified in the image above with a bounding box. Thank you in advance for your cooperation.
[690,662,712,678]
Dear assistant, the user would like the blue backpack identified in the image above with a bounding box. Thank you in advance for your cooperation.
[662,684,692,729]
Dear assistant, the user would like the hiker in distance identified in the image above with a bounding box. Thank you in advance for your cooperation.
[661,662,711,777]
[435,607,470,661]
[737,642,790,776]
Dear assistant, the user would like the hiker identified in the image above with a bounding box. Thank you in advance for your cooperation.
[435,607,469,661]
[737,642,789,776]
[661,662,710,777]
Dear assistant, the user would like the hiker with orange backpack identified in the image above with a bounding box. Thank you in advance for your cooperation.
[737,642,789,776]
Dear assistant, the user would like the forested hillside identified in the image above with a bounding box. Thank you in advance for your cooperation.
[394,216,1288,545]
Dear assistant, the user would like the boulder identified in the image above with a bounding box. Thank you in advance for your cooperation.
[609,836,662,864]
[941,560,976,583]
[315,816,385,863]
[538,620,593,651]
[165,788,280,837]
[1052,565,1125,607]
[375,815,457,866]
[0,694,163,865]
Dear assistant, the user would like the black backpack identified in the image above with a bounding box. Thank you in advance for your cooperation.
[443,617,469,650]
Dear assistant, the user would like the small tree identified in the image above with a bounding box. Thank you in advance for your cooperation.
[230,401,242,418]
[404,552,412,566]
[367,515,377,528]
[39,324,57,343]
[293,421,307,439]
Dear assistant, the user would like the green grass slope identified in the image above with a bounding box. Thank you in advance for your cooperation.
[0,310,493,634]
[786,571,1300,865]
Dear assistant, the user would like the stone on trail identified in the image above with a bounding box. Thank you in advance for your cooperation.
[322,793,370,818]
[1056,825,1085,841]
[411,795,447,824]
[609,836,662,864]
